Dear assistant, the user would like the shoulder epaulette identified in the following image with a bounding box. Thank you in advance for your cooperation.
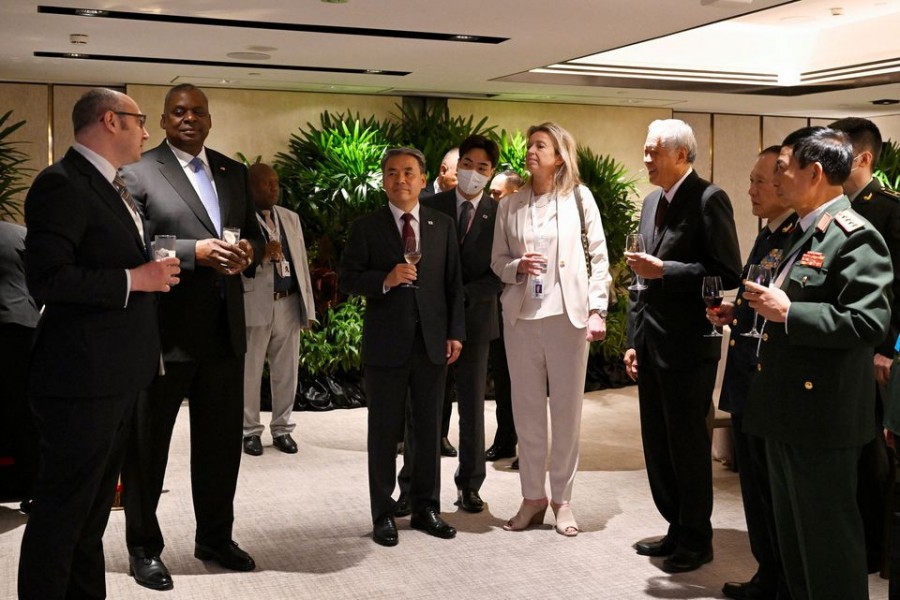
[833,209,866,234]
[878,187,900,202]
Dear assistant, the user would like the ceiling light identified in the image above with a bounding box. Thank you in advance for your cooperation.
[830,7,843,16]
[247,45,278,52]
[872,99,900,105]
[321,0,349,3]
[365,69,383,74]
[451,35,479,42]
[69,33,88,45]
[74,8,107,16]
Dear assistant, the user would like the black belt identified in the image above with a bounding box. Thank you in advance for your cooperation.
[273,289,296,301]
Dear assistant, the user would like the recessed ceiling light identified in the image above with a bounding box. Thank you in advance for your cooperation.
[69,33,88,45]
[872,99,900,105]
[74,8,107,16]
[365,69,383,74]
[248,45,278,52]
[226,52,271,60]
[248,72,261,76]
[451,35,479,42]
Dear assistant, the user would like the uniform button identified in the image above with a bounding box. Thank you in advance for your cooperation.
[757,364,762,372]
[804,381,813,390]
[736,298,742,306]
[762,333,768,341]
[729,339,735,347]
[732,319,738,326]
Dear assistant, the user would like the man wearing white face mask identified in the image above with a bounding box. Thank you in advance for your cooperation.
[417,134,503,511]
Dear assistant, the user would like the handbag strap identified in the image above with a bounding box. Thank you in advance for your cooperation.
[574,185,592,277]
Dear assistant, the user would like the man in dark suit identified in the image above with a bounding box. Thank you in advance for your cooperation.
[120,84,264,590]
[709,147,797,600]
[339,147,465,547]
[743,126,892,600]
[18,88,179,600]
[829,117,900,575]
[625,119,742,573]
[421,134,502,511]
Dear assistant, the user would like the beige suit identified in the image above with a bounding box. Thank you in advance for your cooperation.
[242,205,316,438]
[491,184,610,502]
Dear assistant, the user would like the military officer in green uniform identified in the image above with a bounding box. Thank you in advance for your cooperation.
[743,126,892,600]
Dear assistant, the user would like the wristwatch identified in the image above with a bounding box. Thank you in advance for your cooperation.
[589,308,608,318]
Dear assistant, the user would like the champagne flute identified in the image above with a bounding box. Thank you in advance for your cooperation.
[741,265,772,339]
[402,236,421,288]
[702,276,724,337]
[625,233,648,291]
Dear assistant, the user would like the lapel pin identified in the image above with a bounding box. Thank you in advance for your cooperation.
[481,214,488,219]
[427,220,434,226]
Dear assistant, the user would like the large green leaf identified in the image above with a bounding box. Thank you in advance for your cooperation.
[0,109,31,220]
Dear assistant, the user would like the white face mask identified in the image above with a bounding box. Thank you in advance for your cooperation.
[456,169,490,196]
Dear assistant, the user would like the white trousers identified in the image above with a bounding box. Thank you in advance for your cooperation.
[243,297,303,438]
[504,313,589,503]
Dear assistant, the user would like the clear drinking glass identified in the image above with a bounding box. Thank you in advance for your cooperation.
[741,265,772,339]
[702,275,724,337]
[152,235,176,260]
[402,236,421,288]
[625,233,648,291]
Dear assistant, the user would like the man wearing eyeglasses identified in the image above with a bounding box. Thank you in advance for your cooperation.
[18,88,179,600]
[120,83,264,591]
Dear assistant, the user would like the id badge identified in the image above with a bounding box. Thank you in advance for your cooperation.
[277,260,291,278]
[531,276,544,299]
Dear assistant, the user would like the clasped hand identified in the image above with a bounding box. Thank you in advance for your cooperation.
[743,281,790,323]
[132,256,180,292]
[624,251,663,279]
[196,238,254,275]
[384,263,417,287]
[516,252,547,276]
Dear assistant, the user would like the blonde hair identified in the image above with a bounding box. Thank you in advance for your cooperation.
[526,122,580,195]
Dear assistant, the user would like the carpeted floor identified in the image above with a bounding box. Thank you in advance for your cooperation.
[0,386,889,599]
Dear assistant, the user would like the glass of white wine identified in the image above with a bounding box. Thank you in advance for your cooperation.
[402,236,421,288]
[625,233,648,291]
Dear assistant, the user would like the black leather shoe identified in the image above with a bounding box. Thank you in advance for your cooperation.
[485,444,516,461]
[129,555,173,591]
[635,535,677,557]
[373,515,398,546]
[456,489,484,513]
[273,433,298,454]
[242,435,262,456]
[394,492,411,517]
[440,437,458,457]
[194,541,256,571]
[511,458,519,470]
[411,506,457,539]
[722,578,770,600]
[662,547,713,573]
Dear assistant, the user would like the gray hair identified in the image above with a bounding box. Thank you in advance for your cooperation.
[647,119,697,164]
[381,147,427,174]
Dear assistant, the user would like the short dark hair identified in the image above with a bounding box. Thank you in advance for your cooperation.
[782,126,853,186]
[72,88,121,134]
[459,134,500,168]
[760,145,782,157]
[828,117,883,165]
[381,147,426,174]
[164,83,207,110]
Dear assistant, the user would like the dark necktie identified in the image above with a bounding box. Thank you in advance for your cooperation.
[458,201,473,243]
[401,213,415,248]
[654,194,669,230]
[112,174,143,237]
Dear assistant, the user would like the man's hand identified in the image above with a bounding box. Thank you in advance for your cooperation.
[885,428,896,450]
[624,348,638,381]
[874,353,893,386]
[384,263,417,288]
[516,252,548,276]
[586,313,606,342]
[446,339,462,365]
[130,257,180,292]
[707,301,735,327]
[195,238,252,275]
[743,281,790,323]
[624,251,664,279]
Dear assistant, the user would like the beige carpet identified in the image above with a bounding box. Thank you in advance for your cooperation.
[0,386,889,599]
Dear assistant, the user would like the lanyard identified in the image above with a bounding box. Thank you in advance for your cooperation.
[529,189,556,250]
[257,210,281,243]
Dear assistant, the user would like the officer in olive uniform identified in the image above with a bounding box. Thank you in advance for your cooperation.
[743,126,892,600]
[831,117,900,575]
[710,146,797,600]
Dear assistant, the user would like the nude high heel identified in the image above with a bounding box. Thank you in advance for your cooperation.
[503,498,548,531]
[551,501,579,537]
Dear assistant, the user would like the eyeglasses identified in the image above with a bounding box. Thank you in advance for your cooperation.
[113,111,147,127]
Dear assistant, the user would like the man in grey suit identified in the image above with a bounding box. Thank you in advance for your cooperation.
[339,147,465,547]
[241,162,316,456]
[121,83,265,591]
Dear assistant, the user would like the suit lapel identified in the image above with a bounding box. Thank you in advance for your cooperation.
[377,206,403,257]
[155,144,218,237]
[645,189,664,252]
[464,192,492,247]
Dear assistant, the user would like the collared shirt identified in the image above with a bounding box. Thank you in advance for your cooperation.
[166,140,219,200]
[662,167,694,204]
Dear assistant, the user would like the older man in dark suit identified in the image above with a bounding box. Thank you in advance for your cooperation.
[120,84,264,590]
[18,88,179,600]
[744,126,892,600]
[625,119,742,573]
[339,147,465,547]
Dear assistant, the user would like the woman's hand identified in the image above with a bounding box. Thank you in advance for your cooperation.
[516,252,547,276]
[586,313,606,342]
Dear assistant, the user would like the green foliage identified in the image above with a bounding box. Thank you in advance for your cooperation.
[298,296,365,377]
[875,139,900,191]
[235,152,262,167]
[0,110,30,221]
[576,146,640,361]
[495,129,528,179]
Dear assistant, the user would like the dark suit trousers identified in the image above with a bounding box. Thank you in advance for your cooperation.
[365,329,445,521]
[859,385,892,573]
[123,354,244,556]
[18,392,137,600]
[638,360,716,550]
[766,439,868,600]
[452,340,489,491]
[0,323,39,498]
[731,414,789,597]
[489,320,517,450]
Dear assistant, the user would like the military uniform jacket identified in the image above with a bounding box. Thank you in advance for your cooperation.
[718,214,799,415]
[744,196,892,448]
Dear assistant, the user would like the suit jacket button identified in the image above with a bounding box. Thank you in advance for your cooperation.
[732,319,738,326]
[757,364,762,372]
[804,381,813,390]
[729,339,735,347]
[559,260,566,268]
[736,298,742,305]
[762,333,768,341]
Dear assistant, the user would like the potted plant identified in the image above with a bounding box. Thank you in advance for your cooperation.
[0,110,30,221]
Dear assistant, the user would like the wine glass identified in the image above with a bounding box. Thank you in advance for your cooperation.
[741,265,772,339]
[402,236,421,288]
[701,276,724,337]
[625,233,648,291]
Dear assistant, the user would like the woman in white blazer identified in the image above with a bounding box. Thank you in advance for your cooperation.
[491,122,611,536]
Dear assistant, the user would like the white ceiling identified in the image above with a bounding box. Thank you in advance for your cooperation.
[2,0,900,118]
